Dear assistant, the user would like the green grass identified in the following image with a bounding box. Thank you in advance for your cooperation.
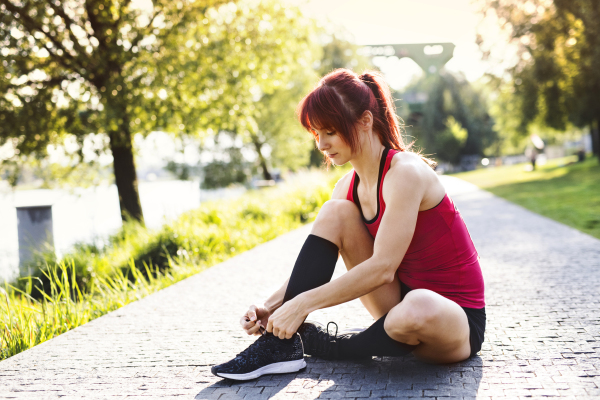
[1,169,344,361]
[453,156,600,239]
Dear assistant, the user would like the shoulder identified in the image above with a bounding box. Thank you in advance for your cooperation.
[331,169,354,200]
[383,151,437,201]
[387,151,433,184]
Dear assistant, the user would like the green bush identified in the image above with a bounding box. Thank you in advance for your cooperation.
[201,148,250,189]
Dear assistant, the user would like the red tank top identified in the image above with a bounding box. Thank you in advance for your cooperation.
[346,148,485,308]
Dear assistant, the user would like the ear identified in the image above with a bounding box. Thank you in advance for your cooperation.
[358,110,373,129]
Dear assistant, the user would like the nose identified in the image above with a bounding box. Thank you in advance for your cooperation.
[317,134,329,152]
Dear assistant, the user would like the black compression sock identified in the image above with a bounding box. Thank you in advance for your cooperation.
[282,234,339,304]
[337,314,417,359]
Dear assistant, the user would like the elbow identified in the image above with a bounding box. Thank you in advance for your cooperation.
[379,261,398,285]
[381,271,397,285]
[371,255,400,286]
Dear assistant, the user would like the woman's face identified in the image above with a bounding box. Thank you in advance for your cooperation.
[313,128,351,166]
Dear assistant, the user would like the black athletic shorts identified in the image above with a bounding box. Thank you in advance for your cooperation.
[400,281,486,358]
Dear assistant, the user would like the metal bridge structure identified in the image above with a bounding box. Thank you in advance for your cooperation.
[363,42,455,75]
[362,42,456,113]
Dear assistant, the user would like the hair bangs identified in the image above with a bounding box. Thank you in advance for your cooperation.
[298,85,357,148]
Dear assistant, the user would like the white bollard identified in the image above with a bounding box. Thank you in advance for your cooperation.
[16,205,54,277]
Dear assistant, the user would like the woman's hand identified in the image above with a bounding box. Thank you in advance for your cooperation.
[240,305,270,336]
[266,296,308,339]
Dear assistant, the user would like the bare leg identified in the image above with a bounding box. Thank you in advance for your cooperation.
[384,289,472,363]
[310,200,400,319]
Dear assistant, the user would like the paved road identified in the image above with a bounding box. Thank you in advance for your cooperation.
[1,176,599,399]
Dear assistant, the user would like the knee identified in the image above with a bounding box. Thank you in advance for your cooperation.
[314,200,361,229]
[384,290,442,336]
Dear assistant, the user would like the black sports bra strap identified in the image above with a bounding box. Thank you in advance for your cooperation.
[352,148,390,224]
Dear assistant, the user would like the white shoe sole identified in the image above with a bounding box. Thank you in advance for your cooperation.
[215,358,306,381]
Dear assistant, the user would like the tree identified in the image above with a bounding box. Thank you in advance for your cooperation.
[401,73,496,165]
[0,0,313,222]
[249,63,318,180]
[198,1,318,181]
[197,21,373,182]
[226,30,373,179]
[478,0,600,161]
[316,33,372,77]
[201,145,248,189]
[0,0,225,223]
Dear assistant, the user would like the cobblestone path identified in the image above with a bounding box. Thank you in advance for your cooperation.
[1,176,599,399]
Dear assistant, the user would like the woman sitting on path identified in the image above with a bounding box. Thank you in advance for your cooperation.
[211,69,486,380]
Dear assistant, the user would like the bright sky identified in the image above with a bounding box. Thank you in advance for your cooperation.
[285,0,489,89]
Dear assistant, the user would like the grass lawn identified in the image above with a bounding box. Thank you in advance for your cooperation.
[452,155,600,239]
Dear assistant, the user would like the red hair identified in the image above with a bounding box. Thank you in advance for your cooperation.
[297,69,435,167]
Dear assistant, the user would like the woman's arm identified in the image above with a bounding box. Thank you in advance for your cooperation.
[264,278,289,314]
[264,171,353,312]
[267,161,428,338]
[244,171,353,335]
[300,163,425,311]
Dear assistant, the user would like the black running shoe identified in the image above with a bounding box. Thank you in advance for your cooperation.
[297,321,342,360]
[211,333,306,380]
[298,321,370,360]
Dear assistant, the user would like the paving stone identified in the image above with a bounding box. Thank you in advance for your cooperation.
[1,176,599,399]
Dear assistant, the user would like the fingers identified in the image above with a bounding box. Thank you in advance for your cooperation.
[272,327,285,339]
[269,326,293,340]
[275,329,292,340]
[240,315,255,330]
[265,310,298,339]
[248,305,258,321]
[246,322,262,336]
[241,305,264,336]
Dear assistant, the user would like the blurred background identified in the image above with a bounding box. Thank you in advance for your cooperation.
[1,0,598,283]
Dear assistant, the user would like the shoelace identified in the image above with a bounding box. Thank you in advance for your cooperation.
[326,321,338,338]
[305,321,340,357]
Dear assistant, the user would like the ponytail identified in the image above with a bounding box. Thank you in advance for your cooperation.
[359,71,436,168]
[358,71,402,150]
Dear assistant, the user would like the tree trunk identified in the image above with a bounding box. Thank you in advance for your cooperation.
[109,128,144,224]
[594,119,600,162]
[251,136,272,180]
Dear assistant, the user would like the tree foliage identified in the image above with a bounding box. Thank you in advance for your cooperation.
[206,3,318,181]
[0,0,317,219]
[201,146,248,189]
[1,0,226,222]
[214,29,372,182]
[402,73,496,164]
[315,33,372,77]
[250,64,318,180]
[478,0,600,157]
